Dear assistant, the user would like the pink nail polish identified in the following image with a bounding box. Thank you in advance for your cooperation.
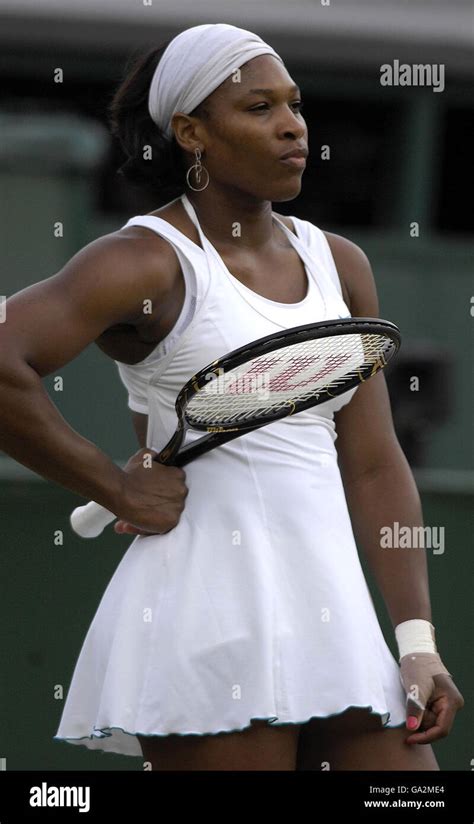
[407,716,418,729]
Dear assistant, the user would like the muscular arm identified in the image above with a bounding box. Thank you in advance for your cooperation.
[0,230,171,512]
[325,232,432,629]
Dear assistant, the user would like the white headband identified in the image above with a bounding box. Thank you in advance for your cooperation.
[148,23,284,140]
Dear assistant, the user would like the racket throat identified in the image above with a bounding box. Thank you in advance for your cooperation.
[157,426,186,465]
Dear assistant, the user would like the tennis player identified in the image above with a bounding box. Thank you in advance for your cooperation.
[0,24,463,770]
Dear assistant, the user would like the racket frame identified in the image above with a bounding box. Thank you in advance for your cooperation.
[157,317,400,466]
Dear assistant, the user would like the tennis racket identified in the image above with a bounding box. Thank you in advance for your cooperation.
[70,317,400,538]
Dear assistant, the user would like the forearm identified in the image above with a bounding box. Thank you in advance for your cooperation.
[0,359,125,512]
[342,459,432,629]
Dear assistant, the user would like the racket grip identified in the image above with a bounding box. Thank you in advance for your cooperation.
[69,501,117,538]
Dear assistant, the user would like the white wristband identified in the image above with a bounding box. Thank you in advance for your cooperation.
[394,619,437,660]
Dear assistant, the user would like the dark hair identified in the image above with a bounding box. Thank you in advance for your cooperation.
[107,40,210,202]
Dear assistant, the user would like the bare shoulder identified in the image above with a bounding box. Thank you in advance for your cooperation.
[322,230,379,316]
[115,221,180,273]
[110,221,181,309]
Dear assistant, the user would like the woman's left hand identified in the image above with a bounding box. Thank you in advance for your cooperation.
[400,653,465,744]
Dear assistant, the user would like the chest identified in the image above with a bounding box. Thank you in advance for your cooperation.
[218,244,309,304]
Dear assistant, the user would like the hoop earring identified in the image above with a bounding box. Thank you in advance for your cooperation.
[186,147,209,191]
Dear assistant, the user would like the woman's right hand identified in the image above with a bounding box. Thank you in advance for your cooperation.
[114,447,188,536]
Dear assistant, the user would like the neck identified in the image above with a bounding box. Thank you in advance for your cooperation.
[184,187,278,254]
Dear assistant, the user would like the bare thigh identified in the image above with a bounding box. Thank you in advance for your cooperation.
[137,719,300,771]
[296,708,440,771]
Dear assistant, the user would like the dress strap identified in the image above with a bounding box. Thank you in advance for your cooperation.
[180,193,328,316]
[181,192,293,242]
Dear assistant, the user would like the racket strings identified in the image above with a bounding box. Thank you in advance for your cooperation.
[186,332,394,425]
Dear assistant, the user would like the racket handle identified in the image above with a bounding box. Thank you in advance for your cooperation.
[70,501,116,538]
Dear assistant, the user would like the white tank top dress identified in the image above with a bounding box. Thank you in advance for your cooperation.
[54,194,407,757]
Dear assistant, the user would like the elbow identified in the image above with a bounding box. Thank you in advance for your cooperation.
[340,440,413,489]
